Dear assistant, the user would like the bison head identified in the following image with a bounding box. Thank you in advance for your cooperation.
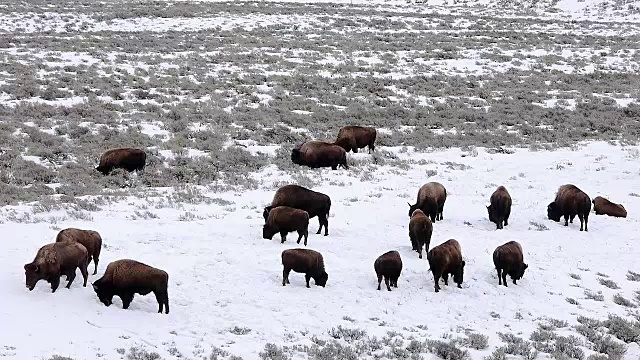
[408,203,419,218]
[547,202,561,221]
[452,261,466,287]
[517,263,529,280]
[24,263,42,291]
[262,224,277,240]
[486,204,496,223]
[262,207,272,222]
[290,148,303,165]
[95,165,110,175]
[92,279,114,307]
[314,271,328,287]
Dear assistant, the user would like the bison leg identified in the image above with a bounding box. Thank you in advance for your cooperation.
[512,277,517,285]
[418,244,423,259]
[282,268,291,286]
[377,273,382,290]
[305,274,311,288]
[368,143,374,153]
[497,268,502,285]
[318,214,329,236]
[331,164,337,170]
[154,290,169,314]
[584,213,589,232]
[384,277,391,291]
[93,256,99,275]
[433,273,442,292]
[121,293,134,309]
[51,277,60,293]
[65,270,76,289]
[280,232,287,244]
[502,272,508,287]
[304,230,308,246]
[564,215,569,226]
[570,214,575,223]
[393,276,399,288]
[79,262,89,287]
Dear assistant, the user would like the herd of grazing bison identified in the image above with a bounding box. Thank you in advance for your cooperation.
[22,125,629,312]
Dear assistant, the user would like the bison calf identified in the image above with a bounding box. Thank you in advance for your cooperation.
[409,209,433,259]
[96,148,146,175]
[493,241,528,287]
[408,182,447,222]
[487,186,512,230]
[592,196,627,218]
[374,251,402,291]
[263,184,332,236]
[263,206,310,245]
[24,242,89,293]
[281,249,328,288]
[56,228,102,275]
[92,259,169,314]
[547,184,591,231]
[427,239,465,293]
[334,126,377,154]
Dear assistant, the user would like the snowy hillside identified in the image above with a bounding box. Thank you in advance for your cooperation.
[1,0,640,358]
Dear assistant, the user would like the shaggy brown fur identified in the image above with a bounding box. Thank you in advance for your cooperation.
[547,184,591,231]
[96,148,146,175]
[291,141,348,170]
[263,206,310,245]
[24,242,89,293]
[487,186,512,230]
[592,196,627,218]
[334,126,377,154]
[56,228,102,275]
[493,241,528,287]
[409,209,433,259]
[92,259,169,314]
[427,239,465,293]
[374,251,402,291]
[408,182,447,222]
[281,249,328,288]
[263,185,332,236]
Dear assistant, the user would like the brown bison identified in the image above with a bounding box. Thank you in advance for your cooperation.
[334,126,377,154]
[281,249,328,288]
[291,141,348,170]
[24,242,89,293]
[427,239,465,293]
[487,186,512,230]
[263,185,331,236]
[592,196,627,218]
[493,241,528,287]
[374,250,402,291]
[408,182,447,222]
[547,184,591,231]
[409,209,433,259]
[92,259,169,314]
[96,148,146,175]
[56,228,102,275]
[263,206,310,245]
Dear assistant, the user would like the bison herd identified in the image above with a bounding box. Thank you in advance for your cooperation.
[22,125,630,313]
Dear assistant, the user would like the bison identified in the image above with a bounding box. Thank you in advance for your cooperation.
[24,242,89,293]
[281,249,328,288]
[263,206,310,245]
[334,126,377,154]
[409,209,433,259]
[92,259,169,314]
[96,148,146,175]
[408,182,447,222]
[263,185,331,236]
[427,239,465,293]
[547,184,591,231]
[291,141,348,170]
[374,250,402,291]
[493,241,528,287]
[592,196,627,218]
[56,228,102,275]
[487,186,512,230]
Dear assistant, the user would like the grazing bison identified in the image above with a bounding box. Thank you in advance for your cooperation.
[409,209,433,259]
[291,141,348,170]
[334,126,377,154]
[56,228,102,275]
[281,249,328,288]
[263,185,332,236]
[547,184,591,231]
[24,242,89,293]
[427,239,465,293]
[92,259,169,314]
[374,250,402,291]
[263,206,310,245]
[493,241,528,287]
[96,148,146,175]
[408,182,447,222]
[487,186,512,230]
[592,196,627,218]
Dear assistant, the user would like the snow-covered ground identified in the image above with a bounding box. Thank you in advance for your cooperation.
[2,142,639,359]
